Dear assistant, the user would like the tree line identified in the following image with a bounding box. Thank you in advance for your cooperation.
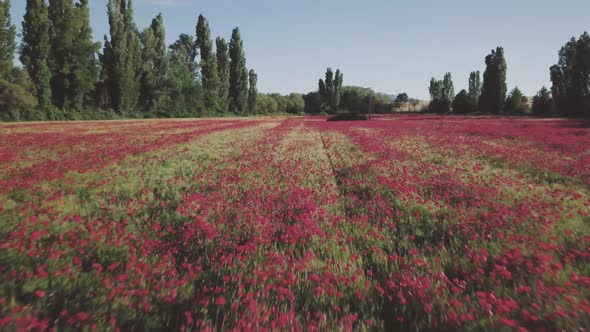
[428,33,590,117]
[0,0,258,121]
[0,0,588,120]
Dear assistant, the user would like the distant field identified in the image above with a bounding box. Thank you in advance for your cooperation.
[1,115,589,330]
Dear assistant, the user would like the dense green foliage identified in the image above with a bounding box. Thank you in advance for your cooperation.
[0,68,38,120]
[550,32,590,117]
[48,0,99,111]
[196,14,221,115]
[326,113,368,121]
[0,0,16,79]
[139,14,169,117]
[452,89,475,114]
[247,69,258,114]
[429,73,453,113]
[228,28,248,115]
[20,0,52,110]
[1,1,39,121]
[256,93,305,115]
[0,2,260,121]
[101,0,141,115]
[0,2,588,121]
[216,37,230,113]
[468,71,482,104]
[504,86,529,114]
[167,34,203,118]
[339,86,393,114]
[318,68,343,114]
[479,47,507,114]
[393,92,409,111]
[531,86,553,116]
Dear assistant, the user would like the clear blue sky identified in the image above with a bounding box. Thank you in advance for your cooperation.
[9,0,590,99]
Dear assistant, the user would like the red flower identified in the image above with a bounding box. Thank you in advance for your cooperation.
[184,311,193,324]
[215,297,226,306]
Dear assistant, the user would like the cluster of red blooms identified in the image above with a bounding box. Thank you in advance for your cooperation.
[0,115,588,330]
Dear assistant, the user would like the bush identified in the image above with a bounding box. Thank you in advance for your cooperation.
[452,90,477,114]
[0,79,38,121]
[531,87,553,116]
[327,113,368,121]
[428,99,451,114]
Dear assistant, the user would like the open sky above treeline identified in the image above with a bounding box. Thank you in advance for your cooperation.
[9,0,590,99]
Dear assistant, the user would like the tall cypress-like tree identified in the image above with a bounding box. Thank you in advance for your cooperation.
[318,67,343,114]
[48,0,99,111]
[468,71,482,105]
[102,0,141,115]
[229,27,248,115]
[139,13,169,116]
[247,69,257,114]
[196,14,220,115]
[20,0,52,109]
[1,0,39,121]
[47,0,71,109]
[479,47,507,114]
[0,0,16,79]
[69,0,99,110]
[216,37,230,113]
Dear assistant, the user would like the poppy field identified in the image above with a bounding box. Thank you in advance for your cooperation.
[1,115,589,331]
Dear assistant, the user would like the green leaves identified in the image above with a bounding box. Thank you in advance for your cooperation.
[468,71,482,105]
[229,27,248,115]
[550,32,590,117]
[504,86,528,115]
[0,0,16,79]
[479,47,507,114]
[139,13,170,117]
[248,69,258,114]
[318,68,343,114]
[532,86,552,116]
[429,73,453,113]
[216,37,230,113]
[196,14,221,115]
[102,0,141,116]
[20,0,52,110]
[47,0,99,111]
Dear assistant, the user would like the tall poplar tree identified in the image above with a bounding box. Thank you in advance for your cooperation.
[0,0,16,79]
[70,0,99,110]
[216,37,230,113]
[318,67,343,114]
[48,0,99,111]
[479,47,507,114]
[20,0,52,109]
[196,14,220,114]
[139,13,169,116]
[248,69,258,114]
[442,72,454,103]
[229,27,248,115]
[468,71,482,105]
[102,0,141,115]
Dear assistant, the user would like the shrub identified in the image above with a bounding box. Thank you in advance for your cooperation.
[327,113,368,121]
[0,79,38,121]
